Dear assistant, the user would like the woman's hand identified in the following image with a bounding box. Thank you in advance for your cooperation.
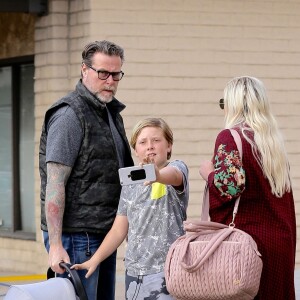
[199,160,214,181]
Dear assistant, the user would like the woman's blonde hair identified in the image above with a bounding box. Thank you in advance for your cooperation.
[223,76,291,197]
[130,118,173,160]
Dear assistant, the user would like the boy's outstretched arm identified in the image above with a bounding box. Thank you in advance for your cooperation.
[71,215,128,278]
[156,165,183,187]
[142,157,183,187]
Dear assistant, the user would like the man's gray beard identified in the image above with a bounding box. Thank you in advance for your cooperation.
[96,94,113,104]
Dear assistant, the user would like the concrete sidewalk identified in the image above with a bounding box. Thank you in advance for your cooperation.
[1,270,299,299]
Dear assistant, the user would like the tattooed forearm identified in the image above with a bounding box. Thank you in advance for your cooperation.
[45,162,72,246]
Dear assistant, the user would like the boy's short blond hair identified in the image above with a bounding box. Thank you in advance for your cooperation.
[130,118,173,160]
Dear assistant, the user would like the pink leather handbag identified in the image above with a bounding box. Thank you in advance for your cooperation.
[165,130,263,300]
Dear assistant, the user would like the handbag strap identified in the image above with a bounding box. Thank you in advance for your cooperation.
[201,129,243,225]
[179,130,245,272]
[180,227,234,272]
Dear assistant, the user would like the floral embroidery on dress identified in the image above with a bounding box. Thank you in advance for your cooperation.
[214,143,245,200]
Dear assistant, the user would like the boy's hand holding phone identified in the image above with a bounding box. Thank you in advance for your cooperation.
[118,164,156,186]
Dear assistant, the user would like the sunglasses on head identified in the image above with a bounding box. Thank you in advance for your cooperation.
[219,98,224,110]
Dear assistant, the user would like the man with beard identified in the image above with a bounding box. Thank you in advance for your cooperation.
[39,40,134,300]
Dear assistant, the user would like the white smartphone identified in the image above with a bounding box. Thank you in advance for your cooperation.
[118,164,156,186]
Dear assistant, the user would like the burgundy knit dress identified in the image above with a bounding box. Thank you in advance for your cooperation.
[207,129,296,300]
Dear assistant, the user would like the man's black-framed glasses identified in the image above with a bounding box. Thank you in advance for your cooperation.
[86,64,124,81]
[219,98,224,110]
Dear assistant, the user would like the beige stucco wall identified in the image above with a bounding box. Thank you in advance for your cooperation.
[0,0,299,274]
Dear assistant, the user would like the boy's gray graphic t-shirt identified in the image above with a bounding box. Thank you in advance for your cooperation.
[117,160,189,276]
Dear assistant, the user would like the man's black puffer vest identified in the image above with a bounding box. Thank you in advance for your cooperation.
[39,80,133,234]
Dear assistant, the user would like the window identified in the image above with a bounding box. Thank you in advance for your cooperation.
[0,56,35,238]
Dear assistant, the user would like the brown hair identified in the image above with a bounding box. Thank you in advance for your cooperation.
[81,40,124,66]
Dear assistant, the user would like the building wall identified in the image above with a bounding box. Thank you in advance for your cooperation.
[0,0,299,274]
[0,13,36,58]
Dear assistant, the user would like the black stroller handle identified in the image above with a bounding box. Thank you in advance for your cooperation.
[59,262,88,300]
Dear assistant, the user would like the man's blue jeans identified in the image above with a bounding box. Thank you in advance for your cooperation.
[43,231,116,300]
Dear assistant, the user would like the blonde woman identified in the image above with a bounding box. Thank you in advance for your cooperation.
[199,76,296,299]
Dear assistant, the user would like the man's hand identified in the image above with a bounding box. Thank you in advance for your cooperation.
[48,244,70,274]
